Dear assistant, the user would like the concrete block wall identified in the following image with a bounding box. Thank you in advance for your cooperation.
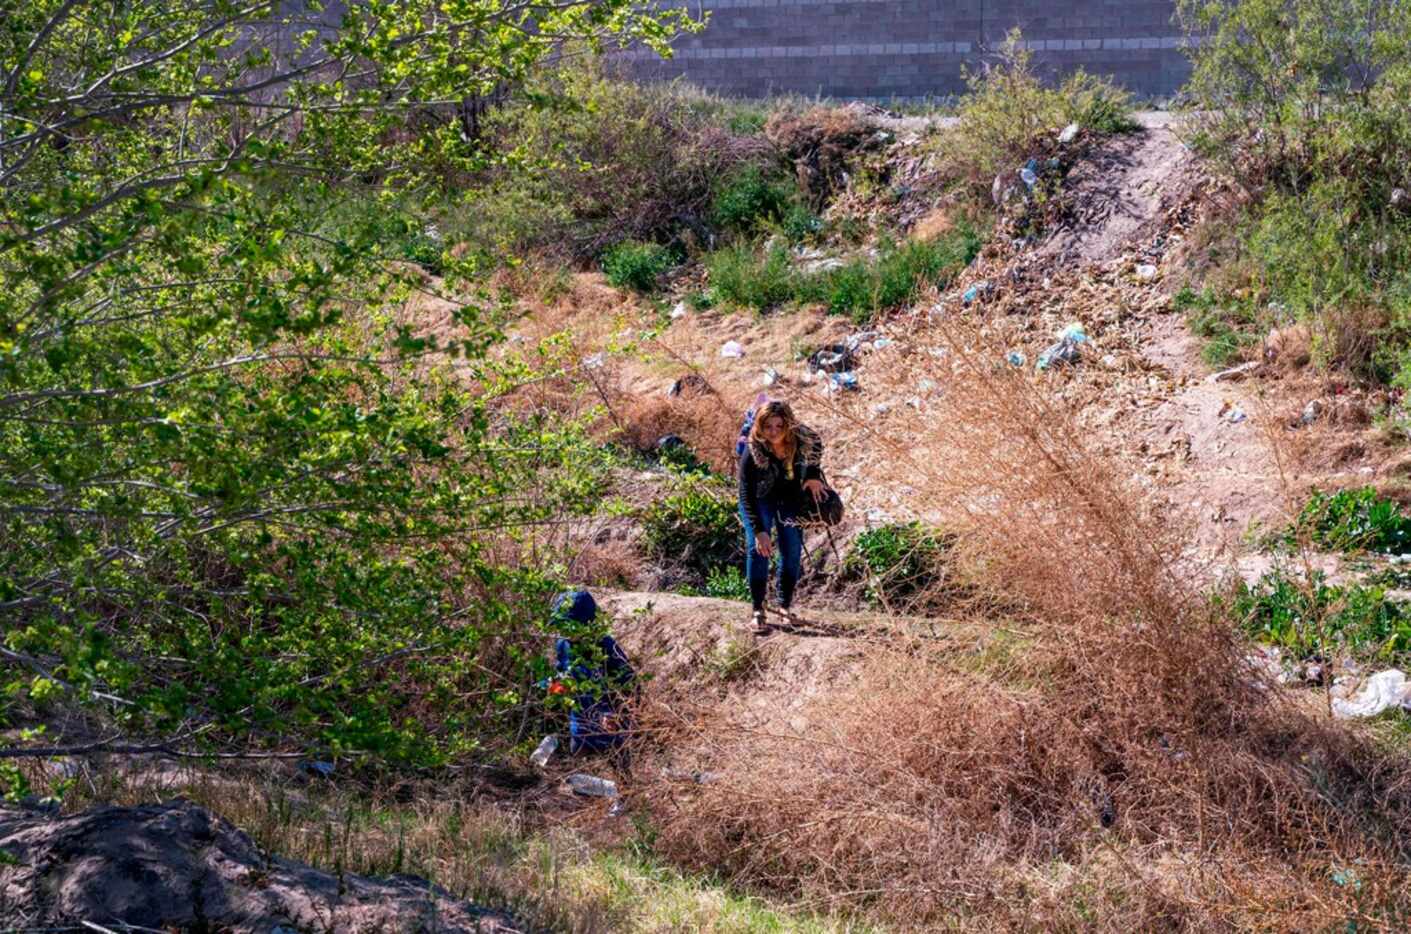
[625,0,1189,100]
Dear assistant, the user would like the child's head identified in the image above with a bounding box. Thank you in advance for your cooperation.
[550,588,597,633]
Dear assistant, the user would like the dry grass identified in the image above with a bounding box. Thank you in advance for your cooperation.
[25,759,869,934]
[633,317,1411,929]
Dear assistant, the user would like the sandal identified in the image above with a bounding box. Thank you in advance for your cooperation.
[751,610,771,635]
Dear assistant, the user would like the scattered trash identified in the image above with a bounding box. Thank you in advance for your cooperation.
[1300,399,1323,426]
[300,760,335,779]
[1136,264,1158,281]
[845,330,881,351]
[871,336,893,350]
[1005,350,1026,368]
[530,735,559,768]
[583,352,606,369]
[808,343,856,373]
[655,434,685,454]
[1333,669,1408,719]
[567,773,619,798]
[962,281,992,305]
[823,371,860,395]
[1101,354,1118,369]
[799,370,816,385]
[667,373,711,398]
[1331,866,1363,891]
[1393,188,1407,208]
[916,378,938,394]
[1207,362,1259,383]
[1247,645,1290,685]
[670,302,687,319]
[720,340,745,359]
[872,402,891,415]
[607,799,628,817]
[1019,158,1039,190]
[1036,323,1087,370]
[1299,656,1328,687]
[761,367,781,387]
[1221,402,1247,424]
[1058,122,1080,144]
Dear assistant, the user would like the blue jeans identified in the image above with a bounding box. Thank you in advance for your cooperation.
[740,500,803,612]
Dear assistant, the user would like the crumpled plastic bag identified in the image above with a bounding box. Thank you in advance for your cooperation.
[1333,669,1409,719]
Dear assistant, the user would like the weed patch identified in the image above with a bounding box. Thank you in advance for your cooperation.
[1291,487,1411,555]
[639,471,742,585]
[1230,568,1411,663]
[1174,285,1261,368]
[842,522,956,610]
[709,227,980,322]
[601,240,677,293]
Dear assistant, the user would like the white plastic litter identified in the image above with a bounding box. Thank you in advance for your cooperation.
[670,302,687,319]
[1136,264,1158,281]
[1333,669,1410,719]
[720,340,745,358]
[1207,362,1259,383]
[530,735,558,768]
[583,353,606,369]
[567,773,619,797]
[1058,122,1080,144]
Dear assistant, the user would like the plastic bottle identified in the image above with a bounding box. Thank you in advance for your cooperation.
[567,773,619,798]
[530,735,558,768]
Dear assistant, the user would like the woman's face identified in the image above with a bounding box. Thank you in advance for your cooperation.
[760,415,787,443]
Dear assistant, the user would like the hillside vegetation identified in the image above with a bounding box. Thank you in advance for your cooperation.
[6,0,1411,930]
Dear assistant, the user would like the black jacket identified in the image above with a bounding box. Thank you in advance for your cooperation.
[737,424,824,530]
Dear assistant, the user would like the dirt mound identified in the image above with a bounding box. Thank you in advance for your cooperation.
[0,800,521,932]
[1037,122,1201,266]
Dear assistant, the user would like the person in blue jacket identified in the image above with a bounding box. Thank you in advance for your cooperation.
[546,589,636,754]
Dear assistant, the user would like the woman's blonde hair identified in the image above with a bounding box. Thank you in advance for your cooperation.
[748,399,799,463]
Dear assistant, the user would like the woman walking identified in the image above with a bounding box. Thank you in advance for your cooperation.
[737,399,828,634]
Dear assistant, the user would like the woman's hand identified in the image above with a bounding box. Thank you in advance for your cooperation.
[754,532,774,558]
[803,479,826,502]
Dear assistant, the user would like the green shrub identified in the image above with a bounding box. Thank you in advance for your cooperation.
[473,58,773,259]
[1291,487,1411,555]
[779,204,823,243]
[704,564,750,601]
[640,479,742,580]
[842,522,956,608]
[1179,0,1411,382]
[930,30,1137,195]
[1232,569,1411,661]
[601,240,676,293]
[707,243,798,311]
[710,227,981,321]
[711,167,795,233]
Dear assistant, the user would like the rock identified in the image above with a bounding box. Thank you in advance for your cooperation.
[1136,263,1158,281]
[1058,122,1080,144]
[0,800,522,931]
